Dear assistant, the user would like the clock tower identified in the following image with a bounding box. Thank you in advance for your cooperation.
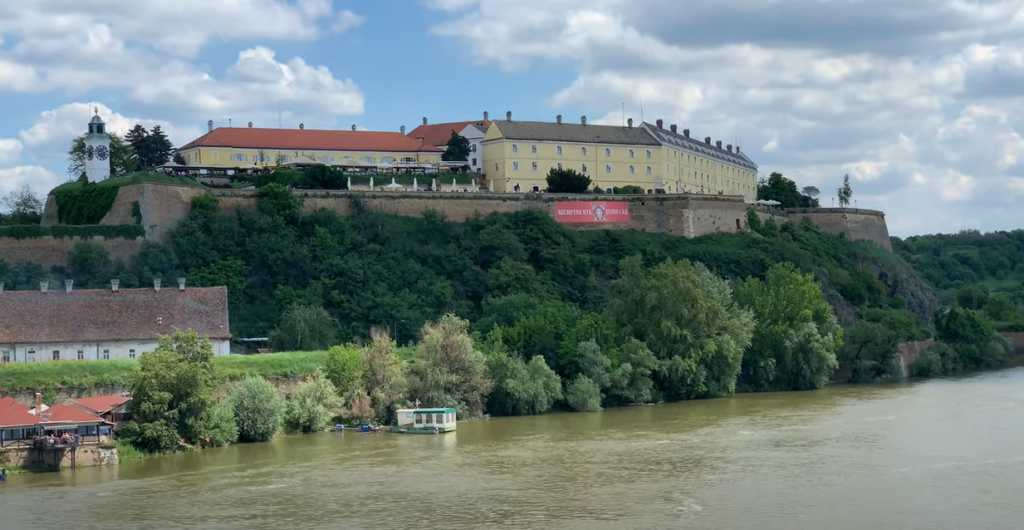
[84,107,111,181]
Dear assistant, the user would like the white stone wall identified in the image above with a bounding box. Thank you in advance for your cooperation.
[0,338,230,363]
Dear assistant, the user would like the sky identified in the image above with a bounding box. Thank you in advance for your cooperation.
[1,0,1023,237]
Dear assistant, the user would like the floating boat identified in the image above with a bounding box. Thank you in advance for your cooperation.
[390,408,457,434]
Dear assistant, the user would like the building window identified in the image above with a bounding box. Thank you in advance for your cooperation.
[472,158,477,166]
[582,163,588,173]
[103,349,110,360]
[213,152,219,161]
[630,165,635,175]
[280,156,294,163]
[77,350,84,360]
[557,162,563,170]
[646,166,653,175]
[646,150,652,159]
[361,156,376,164]
[605,148,612,157]
[629,149,635,158]
[605,164,612,174]
[513,161,519,171]
[401,157,416,164]
[532,162,538,171]
[582,147,588,156]
[556,146,563,156]
[381,156,395,164]
[435,413,444,424]
[512,144,519,154]
[531,145,537,154]
[415,414,423,425]
[1,353,9,363]
[129,349,136,359]
[52,350,60,361]
[320,156,335,164]
[229,154,247,162]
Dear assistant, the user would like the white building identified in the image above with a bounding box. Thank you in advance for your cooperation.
[84,108,112,182]
[0,279,231,363]
[458,123,488,174]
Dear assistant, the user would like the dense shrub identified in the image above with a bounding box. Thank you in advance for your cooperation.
[285,370,341,433]
[229,377,285,443]
[565,375,602,412]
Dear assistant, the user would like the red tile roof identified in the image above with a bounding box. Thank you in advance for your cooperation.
[70,395,131,415]
[38,402,106,424]
[407,120,491,148]
[0,286,230,343]
[0,397,38,428]
[180,127,442,153]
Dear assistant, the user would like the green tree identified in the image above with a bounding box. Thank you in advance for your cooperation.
[201,400,239,448]
[360,329,408,422]
[734,263,843,391]
[126,125,174,169]
[119,330,220,452]
[839,321,901,382]
[545,168,592,193]
[408,314,491,417]
[608,256,754,400]
[285,369,342,433]
[269,305,339,351]
[0,185,43,225]
[229,377,285,443]
[68,133,138,177]
[837,174,853,207]
[323,345,365,398]
[300,165,347,190]
[757,172,804,208]
[607,338,659,405]
[173,150,187,165]
[565,375,602,412]
[256,183,303,222]
[441,131,472,163]
[68,241,113,288]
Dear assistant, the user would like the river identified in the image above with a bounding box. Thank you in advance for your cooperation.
[2,368,1023,529]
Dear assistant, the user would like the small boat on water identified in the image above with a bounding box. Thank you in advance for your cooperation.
[331,424,385,432]
[390,407,457,434]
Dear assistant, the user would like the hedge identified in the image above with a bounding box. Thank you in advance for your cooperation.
[0,224,145,240]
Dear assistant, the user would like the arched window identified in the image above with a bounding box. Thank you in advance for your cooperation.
[381,156,396,164]
[361,156,376,164]
[320,156,334,164]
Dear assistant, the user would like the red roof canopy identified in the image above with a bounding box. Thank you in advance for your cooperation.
[0,397,40,428]
[71,395,131,415]
[407,120,490,148]
[180,127,442,153]
[38,403,106,424]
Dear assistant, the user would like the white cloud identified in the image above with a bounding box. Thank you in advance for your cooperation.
[424,0,1024,235]
[0,139,23,166]
[0,166,60,198]
[332,10,367,33]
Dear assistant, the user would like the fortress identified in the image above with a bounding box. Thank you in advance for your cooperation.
[1,182,891,269]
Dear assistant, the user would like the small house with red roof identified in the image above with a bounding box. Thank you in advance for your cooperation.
[0,397,112,449]
[70,394,132,424]
[0,279,230,364]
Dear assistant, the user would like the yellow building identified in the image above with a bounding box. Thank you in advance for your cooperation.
[177,122,443,169]
[641,120,758,202]
[481,113,757,199]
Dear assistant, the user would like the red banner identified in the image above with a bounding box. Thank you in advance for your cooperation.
[555,201,630,224]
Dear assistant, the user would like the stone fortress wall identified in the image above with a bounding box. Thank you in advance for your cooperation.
[1,183,892,267]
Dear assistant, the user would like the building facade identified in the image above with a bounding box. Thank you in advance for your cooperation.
[177,123,443,169]
[481,114,664,193]
[641,121,758,202]
[406,114,493,173]
[0,280,231,364]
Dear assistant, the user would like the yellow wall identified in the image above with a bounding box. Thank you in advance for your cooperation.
[482,124,757,199]
[178,147,439,168]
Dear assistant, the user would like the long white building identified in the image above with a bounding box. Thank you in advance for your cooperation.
[0,279,230,363]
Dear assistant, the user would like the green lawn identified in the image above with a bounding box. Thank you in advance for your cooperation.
[50,173,203,194]
[0,350,330,392]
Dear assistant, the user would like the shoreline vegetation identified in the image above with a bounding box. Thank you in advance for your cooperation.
[2,180,1023,462]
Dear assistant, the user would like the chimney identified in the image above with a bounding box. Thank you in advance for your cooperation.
[40,281,48,293]
[154,278,162,292]
[556,115,562,125]
[736,146,741,154]
[178,277,186,291]
[727,144,733,153]
[684,129,690,138]
[351,124,357,131]
[207,120,214,133]
[506,111,512,121]
[627,118,633,128]
[400,125,406,135]
[36,393,41,412]
[716,140,722,149]
[111,279,119,292]
[670,124,678,134]
[248,121,253,128]
[656,119,664,129]
[423,117,428,126]
[299,123,305,130]
[64,279,73,293]
[705,137,712,145]
[483,111,489,122]
[581,115,587,126]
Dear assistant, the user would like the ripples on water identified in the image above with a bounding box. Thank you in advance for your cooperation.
[3,368,1024,530]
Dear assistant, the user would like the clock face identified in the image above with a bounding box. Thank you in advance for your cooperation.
[86,145,94,161]
[96,145,109,161]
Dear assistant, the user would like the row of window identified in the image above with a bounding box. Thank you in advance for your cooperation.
[511,161,654,176]
[413,412,455,425]
[1,348,139,363]
[224,154,418,164]
[511,144,654,159]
